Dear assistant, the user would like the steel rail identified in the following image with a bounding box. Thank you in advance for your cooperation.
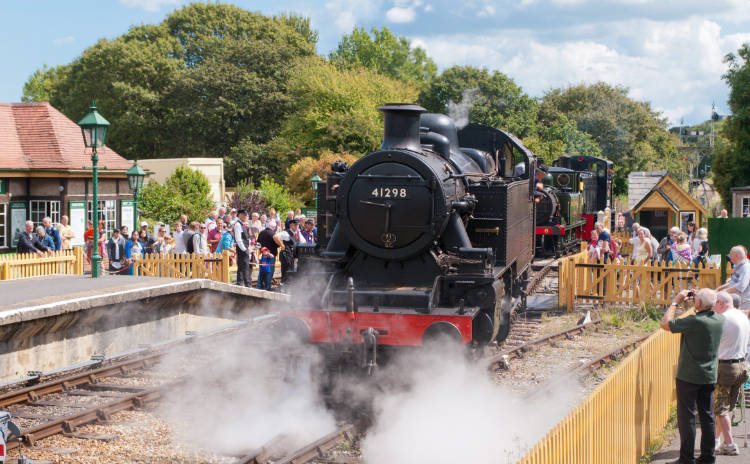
[274,425,354,464]
[8,381,181,449]
[486,320,602,371]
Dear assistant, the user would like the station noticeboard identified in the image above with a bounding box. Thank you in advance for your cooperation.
[301,208,317,218]
[9,202,27,247]
[69,201,86,247]
[121,200,135,231]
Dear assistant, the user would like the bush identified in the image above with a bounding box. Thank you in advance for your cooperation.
[138,166,214,224]
[228,180,266,215]
[259,178,300,214]
[286,150,360,205]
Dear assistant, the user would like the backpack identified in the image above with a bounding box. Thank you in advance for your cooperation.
[184,230,195,254]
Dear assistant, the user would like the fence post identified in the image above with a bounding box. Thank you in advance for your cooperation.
[221,252,230,283]
[74,246,84,275]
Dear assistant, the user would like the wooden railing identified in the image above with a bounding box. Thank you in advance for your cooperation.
[134,252,231,283]
[558,251,725,310]
[611,230,633,256]
[518,323,681,463]
[0,248,84,280]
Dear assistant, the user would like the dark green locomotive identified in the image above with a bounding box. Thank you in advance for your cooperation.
[535,167,592,256]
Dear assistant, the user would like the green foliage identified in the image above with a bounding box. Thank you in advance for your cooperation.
[330,26,437,85]
[258,178,299,214]
[139,166,214,224]
[21,65,68,102]
[541,83,681,194]
[22,3,315,162]
[714,43,750,207]
[600,303,661,332]
[262,56,417,177]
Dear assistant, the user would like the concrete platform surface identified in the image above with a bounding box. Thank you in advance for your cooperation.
[650,405,750,463]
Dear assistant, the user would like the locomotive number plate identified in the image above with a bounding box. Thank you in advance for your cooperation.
[370,187,409,199]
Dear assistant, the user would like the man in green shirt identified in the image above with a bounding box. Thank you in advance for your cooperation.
[661,288,725,464]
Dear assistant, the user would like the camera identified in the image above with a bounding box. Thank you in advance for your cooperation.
[687,290,694,298]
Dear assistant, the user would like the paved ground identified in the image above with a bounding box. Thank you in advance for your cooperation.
[0,275,181,309]
[651,398,750,463]
[526,294,558,310]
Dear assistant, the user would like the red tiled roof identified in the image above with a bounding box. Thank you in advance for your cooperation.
[0,102,131,171]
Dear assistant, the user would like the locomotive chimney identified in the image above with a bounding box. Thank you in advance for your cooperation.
[379,103,426,152]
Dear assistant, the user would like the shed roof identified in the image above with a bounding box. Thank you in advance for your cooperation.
[631,174,707,217]
[0,102,131,172]
[628,171,667,209]
[731,186,750,192]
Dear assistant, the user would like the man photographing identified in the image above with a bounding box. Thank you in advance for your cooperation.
[661,288,724,464]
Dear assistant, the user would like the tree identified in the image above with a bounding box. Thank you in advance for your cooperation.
[286,151,360,205]
[21,65,68,102]
[714,43,750,207]
[21,3,316,161]
[330,26,437,85]
[139,166,214,224]
[259,178,300,214]
[541,83,681,194]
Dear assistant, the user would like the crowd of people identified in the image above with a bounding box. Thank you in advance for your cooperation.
[587,220,711,266]
[15,206,318,291]
[661,245,750,461]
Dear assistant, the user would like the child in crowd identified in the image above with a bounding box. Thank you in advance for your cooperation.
[588,230,601,263]
[671,232,692,264]
[257,247,275,290]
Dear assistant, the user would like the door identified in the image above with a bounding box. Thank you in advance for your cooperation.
[640,209,669,241]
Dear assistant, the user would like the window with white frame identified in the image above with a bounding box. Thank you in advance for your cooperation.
[743,197,749,217]
[29,200,60,229]
[87,200,117,237]
[0,203,6,248]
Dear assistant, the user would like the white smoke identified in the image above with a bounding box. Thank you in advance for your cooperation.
[447,88,481,129]
[157,331,336,456]
[361,344,579,464]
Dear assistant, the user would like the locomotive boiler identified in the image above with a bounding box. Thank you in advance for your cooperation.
[280,104,537,365]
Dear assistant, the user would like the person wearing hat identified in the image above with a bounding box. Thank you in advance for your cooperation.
[276,218,305,283]
[257,247,275,290]
[233,209,252,287]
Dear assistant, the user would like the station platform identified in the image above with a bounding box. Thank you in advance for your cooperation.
[650,398,750,463]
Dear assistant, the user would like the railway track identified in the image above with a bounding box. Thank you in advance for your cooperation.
[3,314,276,452]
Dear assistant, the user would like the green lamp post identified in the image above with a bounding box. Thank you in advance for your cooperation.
[77,101,110,278]
[311,173,322,210]
[126,160,146,232]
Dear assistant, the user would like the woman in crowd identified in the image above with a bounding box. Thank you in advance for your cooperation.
[216,219,236,257]
[138,228,151,255]
[125,231,142,276]
[686,221,698,254]
[671,232,692,265]
[632,227,653,263]
[152,225,172,255]
[36,226,55,251]
[692,228,709,267]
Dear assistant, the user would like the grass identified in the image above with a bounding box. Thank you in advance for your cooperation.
[598,302,662,333]
[639,406,678,463]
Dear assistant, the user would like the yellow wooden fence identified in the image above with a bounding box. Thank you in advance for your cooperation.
[611,230,633,256]
[518,324,681,464]
[0,248,84,280]
[134,252,232,283]
[558,251,724,309]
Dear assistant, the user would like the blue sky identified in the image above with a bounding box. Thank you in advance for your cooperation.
[2,0,749,126]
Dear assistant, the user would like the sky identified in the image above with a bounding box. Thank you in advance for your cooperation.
[1,0,749,126]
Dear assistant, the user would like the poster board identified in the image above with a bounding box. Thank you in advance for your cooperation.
[9,202,27,247]
[69,201,86,246]
[121,200,135,232]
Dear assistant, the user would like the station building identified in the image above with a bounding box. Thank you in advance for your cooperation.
[0,102,139,252]
[627,171,707,240]
[731,186,750,217]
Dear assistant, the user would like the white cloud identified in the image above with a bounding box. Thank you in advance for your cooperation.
[119,0,180,13]
[412,16,750,125]
[52,36,74,47]
[325,0,383,32]
[386,6,417,23]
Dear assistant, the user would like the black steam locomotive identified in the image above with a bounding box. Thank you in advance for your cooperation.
[280,104,537,361]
